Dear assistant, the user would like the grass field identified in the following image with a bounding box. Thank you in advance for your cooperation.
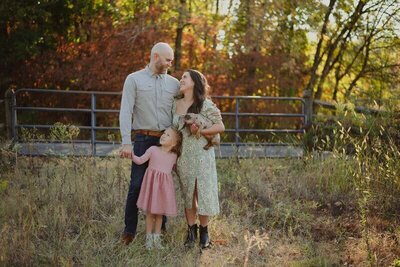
[1,146,399,267]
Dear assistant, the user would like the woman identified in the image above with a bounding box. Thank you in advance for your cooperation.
[172,69,225,249]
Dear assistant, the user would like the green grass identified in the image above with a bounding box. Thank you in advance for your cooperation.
[1,150,399,266]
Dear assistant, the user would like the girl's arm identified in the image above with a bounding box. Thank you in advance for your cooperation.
[132,146,154,165]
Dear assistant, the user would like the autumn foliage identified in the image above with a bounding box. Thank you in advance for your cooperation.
[1,0,399,141]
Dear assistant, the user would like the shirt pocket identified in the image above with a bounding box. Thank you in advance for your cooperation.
[161,87,177,107]
[136,83,154,99]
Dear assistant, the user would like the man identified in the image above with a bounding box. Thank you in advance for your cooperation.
[119,42,180,245]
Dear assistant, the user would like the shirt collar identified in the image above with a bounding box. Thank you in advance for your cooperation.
[145,65,166,78]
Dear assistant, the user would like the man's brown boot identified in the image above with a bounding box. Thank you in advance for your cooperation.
[121,232,135,245]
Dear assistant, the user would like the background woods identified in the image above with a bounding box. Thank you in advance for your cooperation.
[1,0,399,100]
[0,0,399,141]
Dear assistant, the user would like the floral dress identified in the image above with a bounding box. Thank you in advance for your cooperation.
[172,98,222,216]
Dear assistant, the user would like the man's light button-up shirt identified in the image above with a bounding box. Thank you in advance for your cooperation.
[119,66,180,145]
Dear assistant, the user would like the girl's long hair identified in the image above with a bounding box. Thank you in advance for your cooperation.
[186,69,209,114]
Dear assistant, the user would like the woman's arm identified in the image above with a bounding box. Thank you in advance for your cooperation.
[200,121,225,135]
[190,100,225,136]
[190,121,225,136]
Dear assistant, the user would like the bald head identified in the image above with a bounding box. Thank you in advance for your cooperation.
[151,42,174,57]
[150,42,174,74]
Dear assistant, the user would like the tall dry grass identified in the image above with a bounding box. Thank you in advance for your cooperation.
[1,113,400,266]
[1,154,399,266]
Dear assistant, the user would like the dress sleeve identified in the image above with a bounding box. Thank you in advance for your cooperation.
[132,146,154,165]
[202,99,223,124]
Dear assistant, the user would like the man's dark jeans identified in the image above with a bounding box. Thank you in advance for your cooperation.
[124,133,167,235]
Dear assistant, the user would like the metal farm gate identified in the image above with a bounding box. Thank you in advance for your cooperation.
[5,88,310,158]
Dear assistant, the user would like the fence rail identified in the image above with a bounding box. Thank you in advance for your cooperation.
[5,88,308,157]
[313,99,383,114]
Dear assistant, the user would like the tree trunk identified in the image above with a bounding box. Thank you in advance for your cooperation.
[175,27,183,71]
[212,0,219,50]
[174,0,188,71]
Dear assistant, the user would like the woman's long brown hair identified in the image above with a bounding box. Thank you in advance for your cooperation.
[170,127,183,157]
[186,69,209,114]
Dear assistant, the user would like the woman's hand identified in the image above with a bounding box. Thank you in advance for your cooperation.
[200,122,225,136]
[190,123,200,135]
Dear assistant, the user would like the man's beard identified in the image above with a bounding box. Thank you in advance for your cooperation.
[156,62,167,73]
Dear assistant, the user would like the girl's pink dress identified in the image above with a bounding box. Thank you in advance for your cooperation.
[134,146,178,216]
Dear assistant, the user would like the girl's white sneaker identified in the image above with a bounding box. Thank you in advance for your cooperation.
[145,233,153,250]
[153,233,164,249]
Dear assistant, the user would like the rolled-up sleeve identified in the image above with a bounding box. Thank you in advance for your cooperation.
[119,75,136,145]
[203,99,222,124]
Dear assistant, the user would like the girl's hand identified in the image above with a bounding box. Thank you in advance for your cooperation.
[120,144,133,158]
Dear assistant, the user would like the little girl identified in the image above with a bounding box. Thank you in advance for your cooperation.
[132,127,182,249]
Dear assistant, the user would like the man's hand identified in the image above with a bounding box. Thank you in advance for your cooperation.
[120,144,133,158]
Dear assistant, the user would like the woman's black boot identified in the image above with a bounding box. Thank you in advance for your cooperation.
[184,224,198,248]
[199,225,211,249]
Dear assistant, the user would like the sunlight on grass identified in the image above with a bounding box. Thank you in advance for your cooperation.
[1,141,399,266]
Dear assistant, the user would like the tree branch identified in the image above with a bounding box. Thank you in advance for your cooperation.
[345,36,372,99]
[304,0,337,94]
[314,0,368,100]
